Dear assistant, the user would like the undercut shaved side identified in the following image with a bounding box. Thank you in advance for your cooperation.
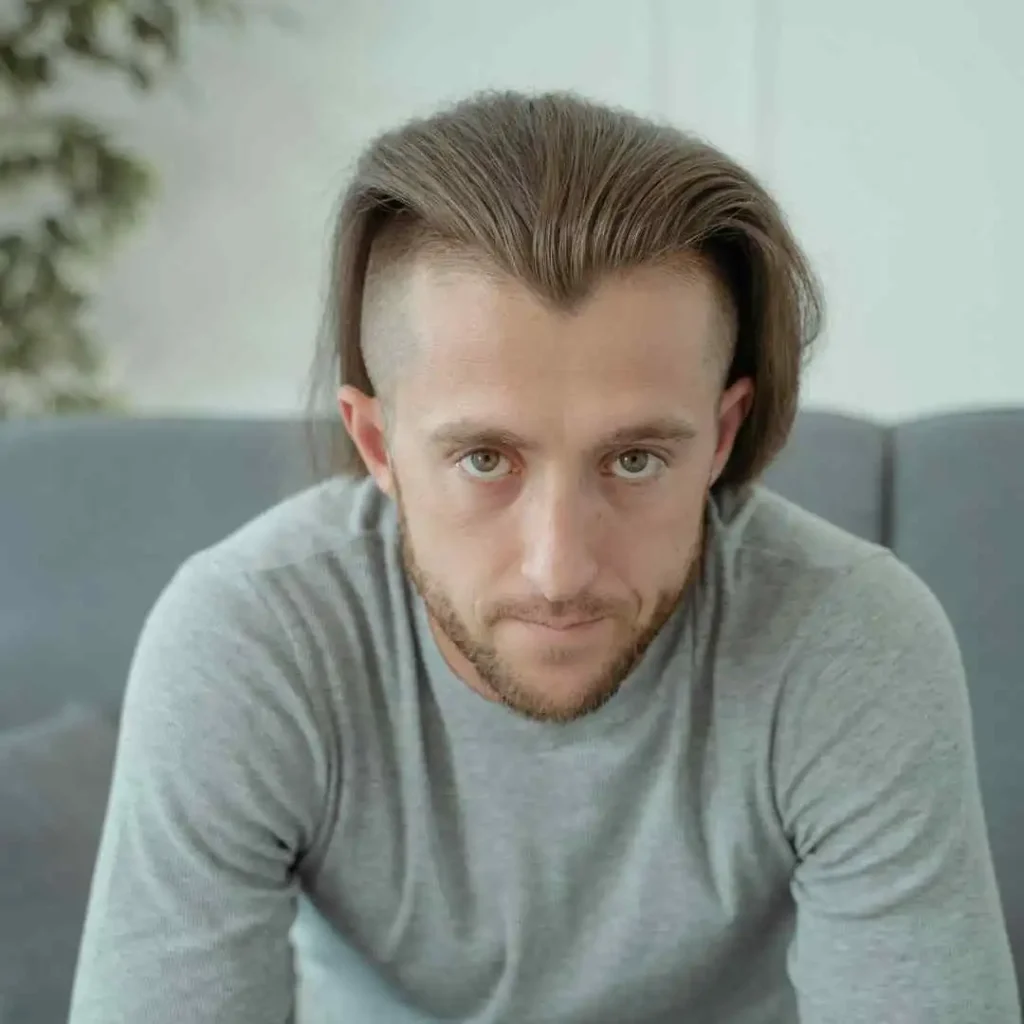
[309,90,823,490]
[358,220,419,417]
[359,214,512,421]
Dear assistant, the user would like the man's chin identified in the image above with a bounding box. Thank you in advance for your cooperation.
[479,657,627,723]
[491,688,618,724]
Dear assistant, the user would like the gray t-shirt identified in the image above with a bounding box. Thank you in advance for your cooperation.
[68,477,1020,1023]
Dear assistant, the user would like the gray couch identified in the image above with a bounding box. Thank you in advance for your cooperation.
[1,410,1021,1022]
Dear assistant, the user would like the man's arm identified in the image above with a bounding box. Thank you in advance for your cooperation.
[774,552,1020,1023]
[68,556,331,1024]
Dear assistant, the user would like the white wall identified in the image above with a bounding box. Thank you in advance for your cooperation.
[86,0,1024,421]
[765,0,1024,420]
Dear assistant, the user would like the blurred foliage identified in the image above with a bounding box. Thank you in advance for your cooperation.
[0,0,252,418]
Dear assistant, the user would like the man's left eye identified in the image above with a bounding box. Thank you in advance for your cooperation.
[610,450,666,480]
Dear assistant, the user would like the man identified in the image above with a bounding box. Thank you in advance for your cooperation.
[69,91,1020,1023]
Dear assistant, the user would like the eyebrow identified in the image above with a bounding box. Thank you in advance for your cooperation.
[427,415,699,453]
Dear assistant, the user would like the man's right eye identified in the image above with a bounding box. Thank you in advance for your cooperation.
[458,449,513,479]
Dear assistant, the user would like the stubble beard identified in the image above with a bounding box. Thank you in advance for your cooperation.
[396,495,706,724]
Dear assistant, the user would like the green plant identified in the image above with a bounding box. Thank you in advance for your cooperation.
[0,0,251,417]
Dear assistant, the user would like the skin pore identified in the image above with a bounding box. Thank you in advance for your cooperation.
[341,253,753,723]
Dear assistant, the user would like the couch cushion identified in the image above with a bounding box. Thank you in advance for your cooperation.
[761,410,889,543]
[889,408,1024,989]
[0,703,117,1024]
[0,418,317,730]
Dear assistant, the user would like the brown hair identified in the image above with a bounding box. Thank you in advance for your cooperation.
[308,89,823,492]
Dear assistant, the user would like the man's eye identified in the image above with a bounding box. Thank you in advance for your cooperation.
[458,449,512,480]
[610,450,666,480]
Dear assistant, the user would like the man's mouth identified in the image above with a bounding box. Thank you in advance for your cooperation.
[510,616,606,632]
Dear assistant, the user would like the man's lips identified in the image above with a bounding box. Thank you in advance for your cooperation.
[508,616,606,632]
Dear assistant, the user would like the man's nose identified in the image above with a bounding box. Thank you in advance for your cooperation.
[519,480,601,603]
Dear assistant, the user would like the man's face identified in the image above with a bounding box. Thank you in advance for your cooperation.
[342,257,751,722]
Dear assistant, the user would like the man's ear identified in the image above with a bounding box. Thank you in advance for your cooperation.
[338,385,395,496]
[709,377,754,486]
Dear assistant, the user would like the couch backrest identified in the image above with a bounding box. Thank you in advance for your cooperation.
[0,418,318,729]
[761,410,890,543]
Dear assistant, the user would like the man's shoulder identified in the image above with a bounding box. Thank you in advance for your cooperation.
[716,486,956,667]
[721,485,887,576]
[150,473,403,660]
[708,488,966,814]
[185,473,396,582]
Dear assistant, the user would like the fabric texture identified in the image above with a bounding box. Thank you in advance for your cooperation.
[66,475,1021,1024]
[0,703,117,1024]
